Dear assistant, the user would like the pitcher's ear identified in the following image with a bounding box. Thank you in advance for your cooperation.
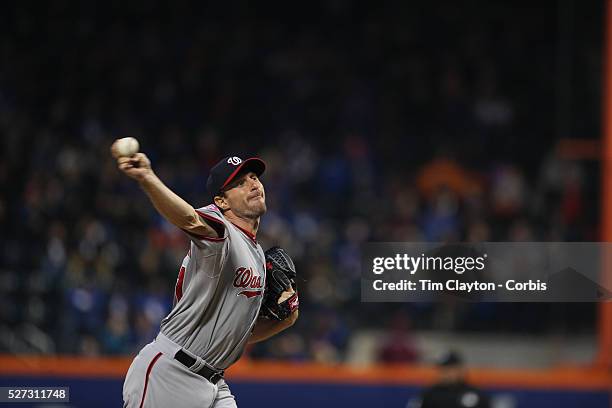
[214,194,229,211]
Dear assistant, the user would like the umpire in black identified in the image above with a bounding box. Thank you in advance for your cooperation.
[418,351,490,408]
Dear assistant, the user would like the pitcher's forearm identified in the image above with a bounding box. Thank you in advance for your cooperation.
[112,150,219,237]
[248,310,298,344]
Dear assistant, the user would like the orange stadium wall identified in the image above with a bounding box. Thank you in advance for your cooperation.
[0,356,610,407]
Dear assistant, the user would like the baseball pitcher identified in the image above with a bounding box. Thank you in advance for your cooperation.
[111,143,299,408]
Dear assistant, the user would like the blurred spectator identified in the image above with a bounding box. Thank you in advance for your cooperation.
[377,312,419,363]
[416,154,482,201]
[309,310,350,364]
[100,312,131,355]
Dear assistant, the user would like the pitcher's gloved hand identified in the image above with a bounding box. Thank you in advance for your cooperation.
[259,247,299,321]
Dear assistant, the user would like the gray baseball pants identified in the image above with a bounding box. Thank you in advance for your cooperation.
[123,333,237,408]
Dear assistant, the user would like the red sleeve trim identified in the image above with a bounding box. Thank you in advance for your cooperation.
[195,209,224,226]
[187,209,226,241]
[138,352,163,408]
[183,229,226,242]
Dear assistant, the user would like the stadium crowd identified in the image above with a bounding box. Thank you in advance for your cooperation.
[0,1,603,361]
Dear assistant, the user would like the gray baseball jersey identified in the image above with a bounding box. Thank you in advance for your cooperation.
[123,204,266,408]
[160,204,266,369]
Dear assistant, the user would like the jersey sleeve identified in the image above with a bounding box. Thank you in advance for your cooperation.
[182,204,228,249]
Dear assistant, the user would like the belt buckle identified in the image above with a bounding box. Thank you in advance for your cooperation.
[209,372,222,384]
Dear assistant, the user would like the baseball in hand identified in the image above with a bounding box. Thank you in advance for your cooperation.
[113,137,140,157]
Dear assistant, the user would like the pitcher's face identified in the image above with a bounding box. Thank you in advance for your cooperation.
[219,171,266,218]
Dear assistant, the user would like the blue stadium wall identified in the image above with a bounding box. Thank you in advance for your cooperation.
[0,376,609,407]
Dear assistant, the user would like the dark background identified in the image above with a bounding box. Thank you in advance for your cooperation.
[0,1,604,364]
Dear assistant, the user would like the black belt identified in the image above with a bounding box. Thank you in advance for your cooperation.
[174,349,224,384]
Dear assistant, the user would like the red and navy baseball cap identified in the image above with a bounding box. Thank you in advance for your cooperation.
[206,156,266,200]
